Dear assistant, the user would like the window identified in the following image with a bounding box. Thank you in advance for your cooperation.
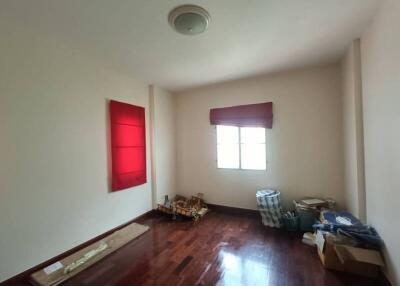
[216,125,266,170]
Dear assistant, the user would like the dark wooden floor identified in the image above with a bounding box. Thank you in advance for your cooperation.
[8,210,385,286]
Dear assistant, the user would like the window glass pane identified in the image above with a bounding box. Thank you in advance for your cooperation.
[240,127,265,143]
[241,143,266,170]
[217,144,239,169]
[217,125,239,144]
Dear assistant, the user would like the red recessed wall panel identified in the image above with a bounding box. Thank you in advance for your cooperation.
[110,100,146,191]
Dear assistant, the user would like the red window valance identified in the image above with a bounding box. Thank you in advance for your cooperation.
[110,100,146,192]
[210,102,273,128]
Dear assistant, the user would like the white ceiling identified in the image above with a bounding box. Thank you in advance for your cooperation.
[1,0,381,91]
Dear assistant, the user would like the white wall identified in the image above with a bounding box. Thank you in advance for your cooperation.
[150,86,177,208]
[0,19,155,281]
[360,0,400,284]
[341,40,366,222]
[176,65,344,210]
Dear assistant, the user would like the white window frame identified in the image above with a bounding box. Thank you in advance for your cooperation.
[216,125,267,171]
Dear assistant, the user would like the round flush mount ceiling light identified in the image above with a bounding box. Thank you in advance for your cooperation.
[168,5,211,35]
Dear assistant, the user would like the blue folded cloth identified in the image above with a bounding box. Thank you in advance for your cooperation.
[313,211,383,247]
[321,211,362,226]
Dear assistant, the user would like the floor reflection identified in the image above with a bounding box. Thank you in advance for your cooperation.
[217,248,270,286]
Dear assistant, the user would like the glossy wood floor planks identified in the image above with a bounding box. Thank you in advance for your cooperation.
[7,210,385,286]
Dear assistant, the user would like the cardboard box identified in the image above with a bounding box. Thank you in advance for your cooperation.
[316,231,384,278]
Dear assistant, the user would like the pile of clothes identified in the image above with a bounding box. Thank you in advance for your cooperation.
[313,211,383,249]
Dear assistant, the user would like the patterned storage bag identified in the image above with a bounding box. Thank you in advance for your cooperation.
[256,189,283,228]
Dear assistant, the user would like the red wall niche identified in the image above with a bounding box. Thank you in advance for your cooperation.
[109,100,146,191]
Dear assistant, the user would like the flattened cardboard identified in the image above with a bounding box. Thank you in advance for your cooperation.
[30,222,149,286]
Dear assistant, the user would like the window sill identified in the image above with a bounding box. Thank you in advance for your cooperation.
[217,167,267,172]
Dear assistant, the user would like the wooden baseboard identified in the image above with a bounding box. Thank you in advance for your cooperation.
[207,203,259,217]
[2,209,157,285]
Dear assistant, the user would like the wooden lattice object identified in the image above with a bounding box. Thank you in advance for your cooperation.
[157,204,173,214]
[158,194,208,220]
[172,195,208,220]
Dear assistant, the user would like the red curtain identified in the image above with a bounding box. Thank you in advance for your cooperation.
[210,102,273,128]
[109,100,146,191]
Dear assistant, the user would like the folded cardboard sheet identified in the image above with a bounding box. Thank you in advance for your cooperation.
[30,222,149,286]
